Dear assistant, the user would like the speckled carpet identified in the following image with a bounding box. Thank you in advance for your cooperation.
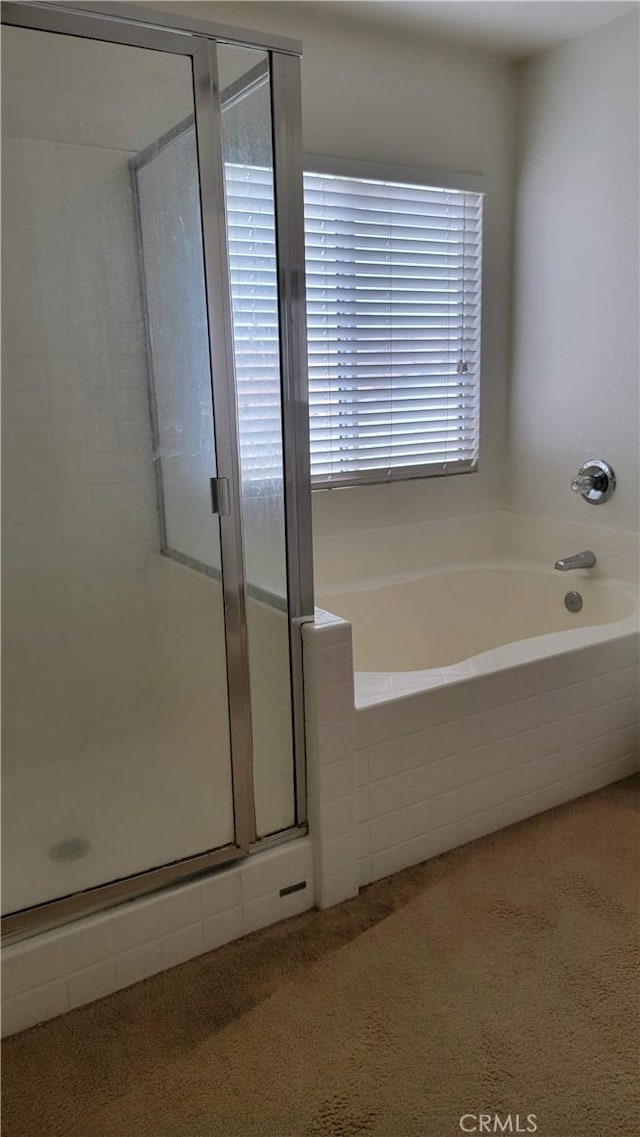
[2,777,639,1137]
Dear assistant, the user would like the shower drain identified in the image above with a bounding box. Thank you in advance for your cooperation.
[50,837,91,862]
[564,590,583,614]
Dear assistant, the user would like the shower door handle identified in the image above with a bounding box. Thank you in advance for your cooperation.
[210,477,230,517]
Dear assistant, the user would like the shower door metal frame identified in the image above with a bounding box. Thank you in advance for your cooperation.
[1,1,314,941]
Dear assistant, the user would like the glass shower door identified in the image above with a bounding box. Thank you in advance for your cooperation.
[133,46,300,845]
[1,23,245,916]
[127,42,308,844]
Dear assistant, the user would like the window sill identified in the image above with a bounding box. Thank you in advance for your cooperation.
[311,460,478,491]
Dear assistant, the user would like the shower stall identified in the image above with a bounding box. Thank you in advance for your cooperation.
[1,1,313,938]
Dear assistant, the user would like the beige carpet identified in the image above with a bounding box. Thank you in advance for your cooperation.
[2,777,639,1137]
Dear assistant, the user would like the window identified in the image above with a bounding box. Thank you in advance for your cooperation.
[304,163,483,487]
[222,137,484,489]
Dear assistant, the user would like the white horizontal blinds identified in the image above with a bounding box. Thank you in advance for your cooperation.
[224,161,282,483]
[303,172,483,485]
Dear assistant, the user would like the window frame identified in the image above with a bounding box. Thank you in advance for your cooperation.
[303,154,486,491]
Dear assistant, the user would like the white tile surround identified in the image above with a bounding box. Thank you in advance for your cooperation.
[355,639,639,888]
[313,510,640,587]
[304,509,639,896]
[304,607,639,896]
[1,838,314,1038]
[506,512,640,585]
[303,611,359,910]
[3,510,638,1038]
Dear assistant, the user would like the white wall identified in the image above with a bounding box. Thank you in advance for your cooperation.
[509,11,639,532]
[150,1,517,538]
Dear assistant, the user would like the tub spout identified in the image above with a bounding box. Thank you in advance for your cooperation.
[554,550,596,571]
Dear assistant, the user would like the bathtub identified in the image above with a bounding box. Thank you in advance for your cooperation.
[308,553,640,896]
[318,559,639,704]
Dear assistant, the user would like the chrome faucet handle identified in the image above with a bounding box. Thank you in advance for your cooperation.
[571,459,616,504]
[571,472,603,494]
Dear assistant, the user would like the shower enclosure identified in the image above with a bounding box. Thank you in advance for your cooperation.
[1,1,313,938]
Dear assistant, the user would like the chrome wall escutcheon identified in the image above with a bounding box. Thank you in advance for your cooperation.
[571,458,616,504]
